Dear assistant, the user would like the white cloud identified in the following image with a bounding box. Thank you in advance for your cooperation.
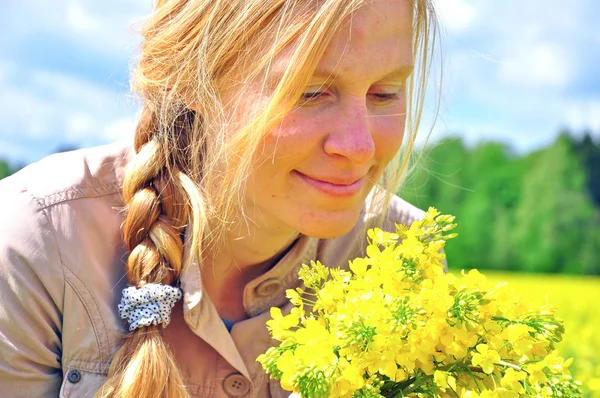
[0,62,10,85]
[0,2,67,38]
[434,0,477,32]
[66,0,101,34]
[63,0,149,54]
[0,137,32,163]
[564,100,600,132]
[104,116,137,142]
[429,0,600,151]
[66,112,95,140]
[29,69,124,107]
[499,43,572,89]
[0,83,56,140]
[0,0,149,57]
[0,65,138,163]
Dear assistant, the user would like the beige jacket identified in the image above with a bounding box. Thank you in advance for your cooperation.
[0,139,428,398]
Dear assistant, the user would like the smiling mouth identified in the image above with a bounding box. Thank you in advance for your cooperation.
[293,170,364,198]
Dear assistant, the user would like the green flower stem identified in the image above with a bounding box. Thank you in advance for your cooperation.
[384,360,525,397]
[496,360,530,375]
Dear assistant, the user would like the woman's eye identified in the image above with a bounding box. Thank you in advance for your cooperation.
[371,93,399,102]
[298,91,401,105]
[301,92,325,100]
[297,91,329,106]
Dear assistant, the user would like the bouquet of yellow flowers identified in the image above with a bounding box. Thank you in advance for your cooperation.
[257,208,582,397]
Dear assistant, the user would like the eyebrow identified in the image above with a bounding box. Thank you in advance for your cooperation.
[264,63,414,91]
[311,63,415,82]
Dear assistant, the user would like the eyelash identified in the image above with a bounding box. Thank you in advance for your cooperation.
[300,92,399,103]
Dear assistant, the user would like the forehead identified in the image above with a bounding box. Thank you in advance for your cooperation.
[338,0,413,45]
[271,0,414,84]
[320,0,413,81]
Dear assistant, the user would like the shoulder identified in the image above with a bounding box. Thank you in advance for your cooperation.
[362,184,426,231]
[363,186,448,271]
[0,139,134,296]
[0,137,135,272]
[386,193,426,228]
[316,186,427,269]
[0,139,134,209]
[0,140,137,392]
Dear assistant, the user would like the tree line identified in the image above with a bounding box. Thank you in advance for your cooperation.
[400,130,600,275]
[1,133,598,274]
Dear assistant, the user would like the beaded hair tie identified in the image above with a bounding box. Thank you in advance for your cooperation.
[118,283,182,331]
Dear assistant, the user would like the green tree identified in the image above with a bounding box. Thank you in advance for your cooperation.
[401,131,599,275]
[400,137,471,269]
[513,133,598,274]
[0,159,12,180]
[457,142,521,271]
[401,137,470,212]
[574,131,600,207]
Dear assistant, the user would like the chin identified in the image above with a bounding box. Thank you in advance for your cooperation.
[294,209,362,239]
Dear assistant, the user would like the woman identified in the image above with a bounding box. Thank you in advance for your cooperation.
[0,0,439,397]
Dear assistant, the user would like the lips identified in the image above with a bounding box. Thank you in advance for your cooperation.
[293,170,365,198]
[306,175,363,185]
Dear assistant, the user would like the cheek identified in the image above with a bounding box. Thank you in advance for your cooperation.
[374,116,406,160]
[247,114,320,195]
[259,113,323,157]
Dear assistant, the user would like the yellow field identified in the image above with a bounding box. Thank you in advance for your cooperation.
[470,270,600,397]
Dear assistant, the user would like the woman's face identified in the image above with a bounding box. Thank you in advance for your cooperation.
[242,0,414,239]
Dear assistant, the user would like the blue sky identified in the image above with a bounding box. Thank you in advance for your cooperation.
[1,0,599,166]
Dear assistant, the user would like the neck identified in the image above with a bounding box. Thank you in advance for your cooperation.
[201,215,299,321]
[210,199,300,272]
[208,227,299,277]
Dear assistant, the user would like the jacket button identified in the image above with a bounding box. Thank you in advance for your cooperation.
[66,369,82,384]
[222,373,250,397]
[255,278,281,297]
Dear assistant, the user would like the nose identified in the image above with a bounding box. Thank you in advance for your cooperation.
[323,98,375,165]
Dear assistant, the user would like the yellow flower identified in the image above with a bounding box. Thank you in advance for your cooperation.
[367,227,399,245]
[277,350,299,392]
[340,362,364,390]
[434,370,457,392]
[542,350,574,374]
[394,367,408,383]
[460,269,487,290]
[418,278,454,317]
[526,361,547,385]
[317,282,345,313]
[266,307,299,340]
[491,388,520,398]
[500,368,526,393]
[472,344,501,374]
[446,339,469,360]
[349,257,371,276]
[286,288,304,309]
[502,324,535,356]
[377,359,398,380]
[258,211,581,397]
[395,351,416,373]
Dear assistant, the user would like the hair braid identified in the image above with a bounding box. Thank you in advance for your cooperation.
[96,107,191,398]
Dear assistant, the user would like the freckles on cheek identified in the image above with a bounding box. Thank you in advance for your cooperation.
[275,115,298,137]
[376,121,405,157]
[264,113,320,146]
[263,115,299,146]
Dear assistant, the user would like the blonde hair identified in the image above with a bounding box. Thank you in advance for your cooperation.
[96,0,439,396]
